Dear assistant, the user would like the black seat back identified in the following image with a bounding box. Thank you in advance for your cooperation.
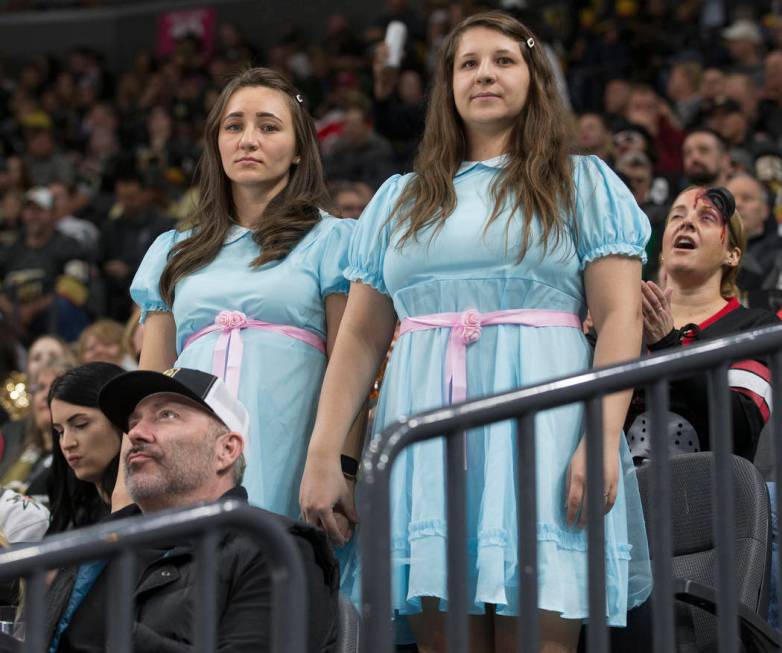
[635,453,771,651]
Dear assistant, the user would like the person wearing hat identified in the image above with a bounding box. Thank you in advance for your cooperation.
[44,367,339,652]
[706,97,754,152]
[721,18,765,85]
[0,188,91,343]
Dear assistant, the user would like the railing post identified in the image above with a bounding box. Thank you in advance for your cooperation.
[585,397,608,653]
[516,413,538,653]
[708,365,739,653]
[359,443,394,653]
[195,530,219,652]
[446,430,469,653]
[647,379,675,653]
[772,352,782,632]
[22,569,45,653]
[107,547,136,653]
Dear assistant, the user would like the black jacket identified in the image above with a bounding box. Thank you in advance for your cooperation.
[625,299,779,462]
[45,487,338,652]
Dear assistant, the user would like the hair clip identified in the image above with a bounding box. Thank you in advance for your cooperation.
[526,37,535,48]
[295,93,304,104]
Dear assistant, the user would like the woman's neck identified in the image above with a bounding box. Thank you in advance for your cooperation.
[95,482,111,505]
[231,176,289,228]
[466,126,510,162]
[667,274,728,327]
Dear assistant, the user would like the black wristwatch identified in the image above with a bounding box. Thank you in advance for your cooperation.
[341,455,359,480]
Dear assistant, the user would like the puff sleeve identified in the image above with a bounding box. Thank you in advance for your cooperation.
[343,174,405,295]
[573,155,651,270]
[317,216,355,297]
[130,229,179,323]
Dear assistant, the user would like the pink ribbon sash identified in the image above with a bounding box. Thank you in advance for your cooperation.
[399,308,581,467]
[399,308,582,405]
[183,310,326,395]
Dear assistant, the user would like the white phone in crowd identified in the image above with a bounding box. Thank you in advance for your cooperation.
[384,20,407,68]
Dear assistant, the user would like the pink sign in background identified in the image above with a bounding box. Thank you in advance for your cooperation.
[156,7,217,59]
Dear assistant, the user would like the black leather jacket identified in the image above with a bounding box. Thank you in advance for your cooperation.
[45,486,338,652]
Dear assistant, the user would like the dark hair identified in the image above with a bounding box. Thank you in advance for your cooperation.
[684,127,728,153]
[46,362,125,535]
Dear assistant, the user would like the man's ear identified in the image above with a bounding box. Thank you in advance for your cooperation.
[216,432,244,473]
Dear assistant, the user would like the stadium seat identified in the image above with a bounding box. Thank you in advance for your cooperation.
[612,452,777,652]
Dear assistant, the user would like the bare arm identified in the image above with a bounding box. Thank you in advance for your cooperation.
[138,311,178,372]
[324,293,369,460]
[300,283,397,543]
[566,256,643,527]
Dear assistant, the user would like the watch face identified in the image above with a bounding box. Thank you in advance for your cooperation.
[756,155,782,183]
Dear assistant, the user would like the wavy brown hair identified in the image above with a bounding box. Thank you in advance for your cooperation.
[159,67,330,305]
[391,11,575,258]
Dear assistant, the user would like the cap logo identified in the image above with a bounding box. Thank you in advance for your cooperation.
[162,368,179,378]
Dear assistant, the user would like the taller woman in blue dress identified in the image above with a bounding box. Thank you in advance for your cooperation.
[131,68,359,518]
[300,12,652,651]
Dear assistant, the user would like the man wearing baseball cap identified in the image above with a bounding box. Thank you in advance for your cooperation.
[45,368,338,652]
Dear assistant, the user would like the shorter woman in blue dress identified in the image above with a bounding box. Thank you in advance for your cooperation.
[131,68,361,518]
[300,12,652,651]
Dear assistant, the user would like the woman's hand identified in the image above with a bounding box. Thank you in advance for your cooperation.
[641,280,674,345]
[299,453,359,546]
[565,437,620,528]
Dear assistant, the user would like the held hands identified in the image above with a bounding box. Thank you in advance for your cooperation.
[299,453,359,546]
[565,437,619,528]
[641,280,674,345]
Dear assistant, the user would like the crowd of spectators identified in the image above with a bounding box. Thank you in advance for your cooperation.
[0,0,781,647]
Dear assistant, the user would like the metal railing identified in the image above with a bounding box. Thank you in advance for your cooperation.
[0,499,309,653]
[359,323,782,653]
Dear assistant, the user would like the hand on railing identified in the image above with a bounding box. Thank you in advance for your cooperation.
[299,454,358,547]
[565,437,619,528]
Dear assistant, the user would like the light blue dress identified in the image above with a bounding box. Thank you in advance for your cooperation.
[130,216,354,517]
[342,155,653,625]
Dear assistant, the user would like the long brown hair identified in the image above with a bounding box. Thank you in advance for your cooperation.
[159,67,330,306]
[391,11,576,258]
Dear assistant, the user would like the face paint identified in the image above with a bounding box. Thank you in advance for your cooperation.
[705,187,735,245]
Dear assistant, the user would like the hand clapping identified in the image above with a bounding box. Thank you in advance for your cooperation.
[641,280,674,345]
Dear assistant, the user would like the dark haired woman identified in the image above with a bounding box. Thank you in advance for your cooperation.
[47,362,125,534]
[300,12,651,651]
[131,68,356,517]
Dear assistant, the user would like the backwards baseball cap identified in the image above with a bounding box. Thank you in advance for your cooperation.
[98,368,250,447]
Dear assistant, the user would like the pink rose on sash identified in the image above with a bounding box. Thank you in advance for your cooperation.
[458,309,482,344]
[216,310,247,329]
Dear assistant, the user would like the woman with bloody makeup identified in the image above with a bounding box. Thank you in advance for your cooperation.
[626,186,779,462]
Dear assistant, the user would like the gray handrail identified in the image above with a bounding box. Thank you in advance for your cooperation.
[359,322,782,653]
[0,499,309,653]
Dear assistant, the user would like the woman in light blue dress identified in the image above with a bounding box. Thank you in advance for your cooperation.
[300,12,652,651]
[131,68,356,518]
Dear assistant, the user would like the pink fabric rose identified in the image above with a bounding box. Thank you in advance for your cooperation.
[458,309,482,344]
[216,310,247,329]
